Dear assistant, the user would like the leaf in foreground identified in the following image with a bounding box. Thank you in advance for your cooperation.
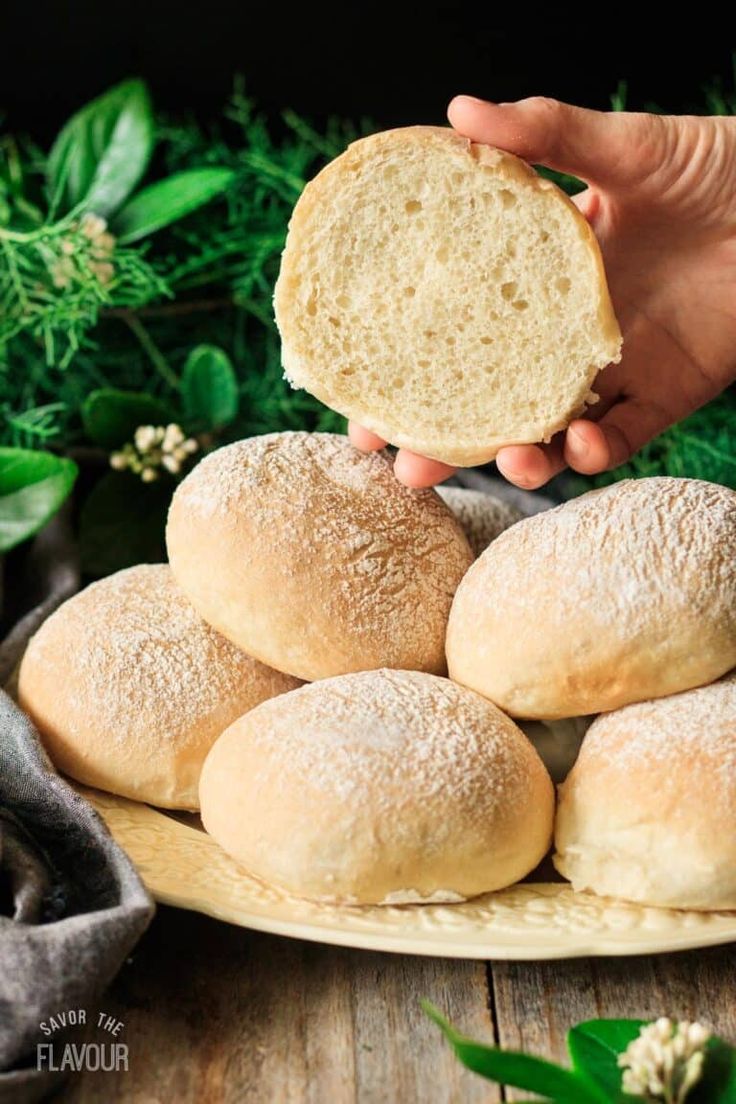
[568,1019,645,1098]
[422,1002,607,1103]
[0,449,77,553]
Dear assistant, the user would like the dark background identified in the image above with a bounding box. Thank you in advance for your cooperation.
[3,4,736,138]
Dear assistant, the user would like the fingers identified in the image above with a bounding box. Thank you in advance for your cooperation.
[564,400,672,475]
[447,95,665,189]
[350,403,667,491]
[393,450,456,488]
[349,423,456,487]
[495,440,566,490]
[348,421,386,451]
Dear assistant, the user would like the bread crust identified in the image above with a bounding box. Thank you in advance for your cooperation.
[200,669,555,904]
[17,565,300,809]
[167,433,473,681]
[446,477,736,719]
[275,126,622,466]
[554,673,736,909]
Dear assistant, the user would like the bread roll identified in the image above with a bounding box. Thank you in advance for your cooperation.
[554,674,736,910]
[166,433,473,681]
[437,485,522,557]
[200,669,554,904]
[17,565,300,809]
[447,478,736,719]
[274,126,621,467]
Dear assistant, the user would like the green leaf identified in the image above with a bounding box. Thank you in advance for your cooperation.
[79,470,171,576]
[82,389,173,449]
[690,1038,736,1103]
[112,167,235,244]
[423,1003,607,1103]
[0,448,77,553]
[181,345,239,430]
[567,1020,646,1099]
[47,78,154,217]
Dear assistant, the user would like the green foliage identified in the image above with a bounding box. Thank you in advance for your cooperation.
[81,389,174,449]
[112,167,236,243]
[567,1020,645,1098]
[79,470,170,575]
[181,345,239,430]
[425,1004,736,1103]
[0,447,77,552]
[47,78,154,218]
[423,1003,603,1102]
[0,77,354,459]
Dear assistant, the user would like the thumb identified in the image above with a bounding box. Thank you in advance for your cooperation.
[447,95,667,188]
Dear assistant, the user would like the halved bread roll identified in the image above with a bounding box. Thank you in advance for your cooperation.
[275,126,621,466]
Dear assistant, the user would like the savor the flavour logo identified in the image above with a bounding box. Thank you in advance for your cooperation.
[36,1008,129,1073]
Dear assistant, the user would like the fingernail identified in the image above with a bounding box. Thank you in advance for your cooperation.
[567,425,589,458]
[454,95,489,106]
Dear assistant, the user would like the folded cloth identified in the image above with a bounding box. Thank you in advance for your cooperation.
[0,514,154,1102]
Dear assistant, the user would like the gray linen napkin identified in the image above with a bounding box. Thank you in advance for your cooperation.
[0,514,154,1102]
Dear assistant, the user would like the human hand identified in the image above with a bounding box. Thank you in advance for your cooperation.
[350,96,736,489]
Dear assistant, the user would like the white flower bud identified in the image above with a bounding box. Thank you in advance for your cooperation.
[109,452,128,470]
[141,467,158,483]
[81,213,107,239]
[95,231,116,254]
[687,1023,711,1049]
[162,454,181,474]
[162,423,185,452]
[91,260,115,285]
[135,425,158,452]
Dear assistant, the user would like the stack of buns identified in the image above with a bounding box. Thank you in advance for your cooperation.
[15,127,736,913]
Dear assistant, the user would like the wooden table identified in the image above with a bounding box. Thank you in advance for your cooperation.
[65,907,735,1102]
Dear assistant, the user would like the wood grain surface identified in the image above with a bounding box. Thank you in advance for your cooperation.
[64,907,735,1103]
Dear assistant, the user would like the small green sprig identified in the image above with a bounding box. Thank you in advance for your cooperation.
[0,76,352,458]
[424,1003,736,1103]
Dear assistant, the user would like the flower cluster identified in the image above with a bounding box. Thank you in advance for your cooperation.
[51,212,116,289]
[618,1018,711,1103]
[110,424,198,482]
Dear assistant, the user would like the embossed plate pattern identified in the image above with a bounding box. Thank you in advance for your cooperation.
[81,787,736,960]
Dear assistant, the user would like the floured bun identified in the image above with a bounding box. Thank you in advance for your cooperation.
[17,565,300,809]
[274,126,622,467]
[200,669,554,905]
[166,433,473,681]
[554,674,736,910]
[447,478,736,719]
[437,485,523,557]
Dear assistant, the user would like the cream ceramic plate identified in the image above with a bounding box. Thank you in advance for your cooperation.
[81,786,736,960]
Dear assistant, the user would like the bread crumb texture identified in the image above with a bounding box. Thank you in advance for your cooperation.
[200,669,554,903]
[275,126,621,465]
[17,564,300,808]
[447,477,736,718]
[167,432,473,681]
